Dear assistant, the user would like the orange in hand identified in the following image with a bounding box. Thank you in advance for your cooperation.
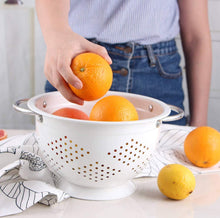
[69,53,113,101]
[90,95,139,121]
[184,126,220,168]
[52,108,89,120]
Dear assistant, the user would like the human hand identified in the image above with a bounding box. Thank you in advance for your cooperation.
[44,27,112,105]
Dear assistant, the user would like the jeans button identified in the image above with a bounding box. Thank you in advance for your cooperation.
[120,68,128,76]
[124,46,132,54]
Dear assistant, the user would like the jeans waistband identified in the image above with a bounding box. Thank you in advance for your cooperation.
[88,38,177,56]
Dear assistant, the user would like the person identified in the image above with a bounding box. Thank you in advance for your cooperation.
[35,0,212,126]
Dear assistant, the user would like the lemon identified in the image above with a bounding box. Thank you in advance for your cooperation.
[157,164,196,200]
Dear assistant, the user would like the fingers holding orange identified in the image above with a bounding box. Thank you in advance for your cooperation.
[86,42,112,64]
[69,53,113,101]
[57,53,83,90]
[52,52,138,122]
[51,72,84,105]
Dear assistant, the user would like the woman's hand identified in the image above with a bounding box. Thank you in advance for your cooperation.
[44,28,112,105]
[35,0,112,104]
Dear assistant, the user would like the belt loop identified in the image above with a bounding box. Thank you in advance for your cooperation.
[145,45,157,67]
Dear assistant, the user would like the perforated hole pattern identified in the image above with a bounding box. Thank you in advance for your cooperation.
[42,136,152,182]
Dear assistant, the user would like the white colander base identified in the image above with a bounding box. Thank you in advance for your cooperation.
[57,178,136,200]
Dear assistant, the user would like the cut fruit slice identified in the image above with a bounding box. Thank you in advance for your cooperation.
[52,108,89,120]
[0,129,7,141]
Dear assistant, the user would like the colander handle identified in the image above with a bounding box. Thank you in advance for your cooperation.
[161,105,184,122]
[13,98,43,122]
[13,98,36,116]
[14,98,44,123]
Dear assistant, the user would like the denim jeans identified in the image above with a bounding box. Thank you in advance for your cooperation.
[45,39,187,125]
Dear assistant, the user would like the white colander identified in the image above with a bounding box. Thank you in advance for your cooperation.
[13,91,184,200]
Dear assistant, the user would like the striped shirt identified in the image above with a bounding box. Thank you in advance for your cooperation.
[69,0,180,45]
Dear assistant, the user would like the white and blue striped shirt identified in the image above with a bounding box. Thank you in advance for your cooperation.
[69,0,179,45]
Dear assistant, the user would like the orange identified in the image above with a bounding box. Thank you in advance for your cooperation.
[89,95,139,121]
[69,52,113,101]
[52,108,89,120]
[184,126,220,168]
[0,129,7,141]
